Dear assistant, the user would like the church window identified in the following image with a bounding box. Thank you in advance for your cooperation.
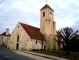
[36,40,37,44]
[50,12,51,14]
[18,26,19,28]
[17,35,19,42]
[43,12,45,17]
[50,12,52,17]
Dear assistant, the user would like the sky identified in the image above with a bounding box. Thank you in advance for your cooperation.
[0,0,79,34]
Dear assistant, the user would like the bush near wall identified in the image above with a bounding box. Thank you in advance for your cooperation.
[63,39,79,52]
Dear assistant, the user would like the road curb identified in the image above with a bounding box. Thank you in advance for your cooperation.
[24,51,59,60]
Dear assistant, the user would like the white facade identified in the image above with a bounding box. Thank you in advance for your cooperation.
[0,28,10,46]
[40,4,57,51]
[9,22,42,50]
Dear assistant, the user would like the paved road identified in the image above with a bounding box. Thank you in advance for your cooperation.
[0,48,35,60]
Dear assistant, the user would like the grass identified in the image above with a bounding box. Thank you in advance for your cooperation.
[34,50,79,59]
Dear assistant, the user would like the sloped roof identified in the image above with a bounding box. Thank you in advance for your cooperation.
[20,22,42,40]
[0,32,11,36]
[40,4,54,11]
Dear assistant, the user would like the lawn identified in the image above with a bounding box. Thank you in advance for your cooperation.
[34,50,79,59]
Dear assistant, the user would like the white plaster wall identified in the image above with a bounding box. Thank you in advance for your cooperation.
[10,22,31,50]
[32,40,42,50]
[7,37,11,48]
[26,39,32,50]
[0,36,10,46]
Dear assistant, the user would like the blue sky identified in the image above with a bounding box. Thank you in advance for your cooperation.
[0,0,79,34]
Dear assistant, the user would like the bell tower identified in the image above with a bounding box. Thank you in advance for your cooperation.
[40,4,56,51]
[40,4,54,35]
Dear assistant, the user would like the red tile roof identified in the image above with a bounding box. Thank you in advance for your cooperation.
[20,22,42,40]
[40,4,54,11]
[0,32,11,36]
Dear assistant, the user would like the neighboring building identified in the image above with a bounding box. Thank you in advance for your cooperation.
[9,4,57,51]
[0,28,11,47]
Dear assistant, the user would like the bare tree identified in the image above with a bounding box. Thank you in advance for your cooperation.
[58,27,78,55]
[55,33,63,50]
[39,34,47,51]
[0,0,4,10]
[0,0,4,4]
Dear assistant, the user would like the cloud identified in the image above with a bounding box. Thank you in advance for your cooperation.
[0,0,79,34]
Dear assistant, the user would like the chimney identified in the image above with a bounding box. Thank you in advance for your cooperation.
[6,28,9,35]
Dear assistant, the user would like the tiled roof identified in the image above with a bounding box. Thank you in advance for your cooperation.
[40,4,54,11]
[20,22,42,40]
[0,32,11,36]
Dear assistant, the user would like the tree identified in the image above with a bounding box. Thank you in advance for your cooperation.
[0,0,4,10]
[39,34,47,51]
[55,32,63,50]
[0,0,4,4]
[58,27,78,55]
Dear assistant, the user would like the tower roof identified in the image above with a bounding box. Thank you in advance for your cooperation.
[40,4,54,11]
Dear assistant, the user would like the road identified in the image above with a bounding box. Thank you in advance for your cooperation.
[0,48,35,60]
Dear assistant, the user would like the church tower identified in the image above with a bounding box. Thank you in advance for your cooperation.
[40,4,56,51]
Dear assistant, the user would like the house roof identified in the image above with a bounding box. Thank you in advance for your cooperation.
[20,22,43,40]
[0,32,11,36]
[40,4,54,11]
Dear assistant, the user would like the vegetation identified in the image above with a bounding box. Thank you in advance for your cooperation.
[58,27,78,55]
[35,51,79,59]
[39,34,47,51]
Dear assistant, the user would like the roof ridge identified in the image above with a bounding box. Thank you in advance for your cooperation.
[19,22,39,29]
[0,32,11,36]
[19,22,42,40]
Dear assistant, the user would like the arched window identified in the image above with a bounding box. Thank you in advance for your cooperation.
[43,12,45,17]
[17,35,19,42]
[50,12,52,17]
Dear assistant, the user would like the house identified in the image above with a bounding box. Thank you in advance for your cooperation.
[9,4,57,51]
[0,28,11,47]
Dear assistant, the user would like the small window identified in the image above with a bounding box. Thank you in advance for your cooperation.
[43,12,45,17]
[50,12,51,14]
[17,35,19,42]
[36,40,37,44]
[2,37,3,39]
[50,12,52,17]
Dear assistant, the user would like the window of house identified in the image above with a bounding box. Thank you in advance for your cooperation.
[2,37,3,39]
[43,12,45,17]
[36,40,37,44]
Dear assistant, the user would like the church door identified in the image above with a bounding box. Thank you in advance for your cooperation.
[16,43,19,50]
[16,35,19,50]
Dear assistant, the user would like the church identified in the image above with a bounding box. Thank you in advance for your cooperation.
[8,4,58,51]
